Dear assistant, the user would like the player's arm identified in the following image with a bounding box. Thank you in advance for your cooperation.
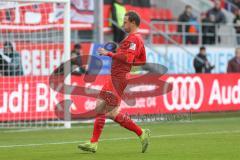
[124,39,146,66]
[98,39,146,65]
[98,48,129,63]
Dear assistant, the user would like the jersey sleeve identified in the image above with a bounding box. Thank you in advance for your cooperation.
[106,35,146,66]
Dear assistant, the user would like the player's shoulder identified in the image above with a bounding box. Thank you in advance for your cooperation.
[119,33,143,50]
[126,33,144,45]
[128,33,142,40]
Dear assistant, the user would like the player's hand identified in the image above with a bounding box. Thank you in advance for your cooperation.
[98,48,108,56]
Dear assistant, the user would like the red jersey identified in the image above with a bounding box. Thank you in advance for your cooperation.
[107,32,146,79]
[99,32,146,106]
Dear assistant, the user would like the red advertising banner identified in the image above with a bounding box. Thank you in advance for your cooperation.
[0,74,240,121]
[0,76,63,121]
[71,74,240,115]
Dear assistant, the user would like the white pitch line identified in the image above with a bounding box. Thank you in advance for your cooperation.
[2,117,239,134]
[0,124,119,133]
[0,130,240,148]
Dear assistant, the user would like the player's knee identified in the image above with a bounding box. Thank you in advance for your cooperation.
[106,106,119,119]
[95,99,106,114]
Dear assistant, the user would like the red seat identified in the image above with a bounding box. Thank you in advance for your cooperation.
[158,9,166,20]
[170,35,183,44]
[165,9,173,20]
[168,24,177,32]
[151,7,174,20]
[150,7,179,44]
[151,8,159,19]
[153,23,166,32]
[153,35,165,44]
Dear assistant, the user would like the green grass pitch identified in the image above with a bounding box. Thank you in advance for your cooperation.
[0,114,240,160]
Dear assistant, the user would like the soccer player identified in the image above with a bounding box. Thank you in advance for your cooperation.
[78,11,150,153]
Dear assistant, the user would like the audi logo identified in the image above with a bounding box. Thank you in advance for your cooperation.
[163,76,204,111]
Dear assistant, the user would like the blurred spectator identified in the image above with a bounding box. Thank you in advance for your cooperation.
[227,47,240,73]
[231,0,240,8]
[0,9,13,22]
[233,9,240,45]
[0,41,23,76]
[112,0,126,43]
[71,43,86,75]
[202,13,217,44]
[193,46,215,73]
[207,0,226,24]
[203,0,226,44]
[178,5,198,44]
[5,9,12,21]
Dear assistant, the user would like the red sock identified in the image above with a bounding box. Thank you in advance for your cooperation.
[114,113,142,136]
[90,114,106,143]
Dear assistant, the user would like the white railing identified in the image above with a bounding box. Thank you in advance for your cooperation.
[150,21,239,46]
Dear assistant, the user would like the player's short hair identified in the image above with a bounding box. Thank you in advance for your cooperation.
[125,11,140,27]
[200,46,206,51]
[185,5,192,10]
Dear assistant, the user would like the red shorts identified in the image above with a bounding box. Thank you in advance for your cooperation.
[98,77,127,106]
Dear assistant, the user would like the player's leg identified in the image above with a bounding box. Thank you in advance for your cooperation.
[106,106,151,153]
[78,98,107,153]
[106,106,142,136]
[90,98,107,143]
